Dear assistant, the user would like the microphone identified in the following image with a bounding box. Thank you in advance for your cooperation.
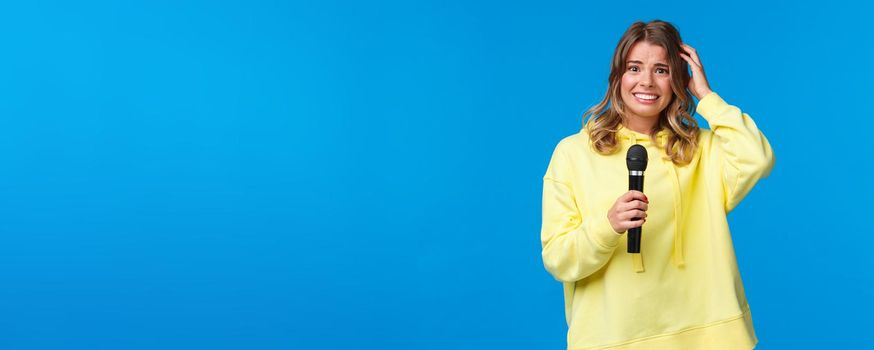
[626,145,648,253]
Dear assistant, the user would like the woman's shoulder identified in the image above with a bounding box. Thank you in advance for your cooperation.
[544,130,594,184]
[547,130,598,165]
[695,127,714,146]
[554,129,591,152]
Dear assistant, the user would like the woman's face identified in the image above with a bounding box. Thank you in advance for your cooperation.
[620,41,673,123]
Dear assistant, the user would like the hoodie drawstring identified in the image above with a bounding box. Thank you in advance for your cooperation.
[619,127,685,273]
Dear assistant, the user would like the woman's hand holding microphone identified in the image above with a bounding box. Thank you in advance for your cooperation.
[607,190,649,234]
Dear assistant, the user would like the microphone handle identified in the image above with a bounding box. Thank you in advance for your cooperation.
[627,174,644,253]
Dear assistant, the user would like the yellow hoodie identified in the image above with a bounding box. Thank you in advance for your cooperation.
[541,92,774,350]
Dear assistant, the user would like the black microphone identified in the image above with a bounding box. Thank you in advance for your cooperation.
[626,145,648,253]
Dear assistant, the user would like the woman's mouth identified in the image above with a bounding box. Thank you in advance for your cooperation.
[633,93,659,105]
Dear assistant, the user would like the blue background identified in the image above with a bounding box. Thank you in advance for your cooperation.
[0,0,869,348]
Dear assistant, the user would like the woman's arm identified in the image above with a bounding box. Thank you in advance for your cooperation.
[680,43,775,212]
[698,92,776,212]
[541,144,622,283]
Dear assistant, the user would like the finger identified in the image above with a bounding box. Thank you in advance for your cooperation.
[681,42,695,53]
[627,217,646,228]
[622,209,647,221]
[681,54,705,82]
[634,200,648,211]
[680,52,700,70]
[619,205,647,221]
[623,199,647,212]
[680,43,702,66]
[680,54,699,81]
[687,49,702,67]
[626,190,648,203]
[679,52,695,66]
[680,43,696,55]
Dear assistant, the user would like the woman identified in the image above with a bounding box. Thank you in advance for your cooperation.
[540,20,774,349]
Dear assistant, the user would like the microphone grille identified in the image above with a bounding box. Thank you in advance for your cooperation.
[626,144,648,171]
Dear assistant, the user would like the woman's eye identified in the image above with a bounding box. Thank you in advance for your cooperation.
[628,66,668,74]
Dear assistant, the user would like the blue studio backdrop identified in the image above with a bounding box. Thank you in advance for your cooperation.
[0,1,870,349]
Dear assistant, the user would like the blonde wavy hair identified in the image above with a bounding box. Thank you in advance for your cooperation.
[583,20,699,165]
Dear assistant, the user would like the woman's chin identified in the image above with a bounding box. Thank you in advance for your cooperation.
[627,108,663,119]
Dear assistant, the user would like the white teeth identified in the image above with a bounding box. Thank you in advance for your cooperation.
[634,93,658,100]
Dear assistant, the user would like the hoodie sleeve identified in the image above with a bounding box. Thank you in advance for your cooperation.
[541,142,622,283]
[697,92,776,213]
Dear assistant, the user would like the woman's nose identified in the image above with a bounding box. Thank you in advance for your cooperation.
[639,71,655,87]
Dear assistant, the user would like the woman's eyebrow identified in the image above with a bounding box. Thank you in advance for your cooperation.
[627,60,669,68]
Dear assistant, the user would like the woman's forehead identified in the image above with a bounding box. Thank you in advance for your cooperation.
[626,42,667,63]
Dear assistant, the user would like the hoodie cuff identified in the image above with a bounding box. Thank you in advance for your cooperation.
[588,212,623,249]
[695,91,728,122]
